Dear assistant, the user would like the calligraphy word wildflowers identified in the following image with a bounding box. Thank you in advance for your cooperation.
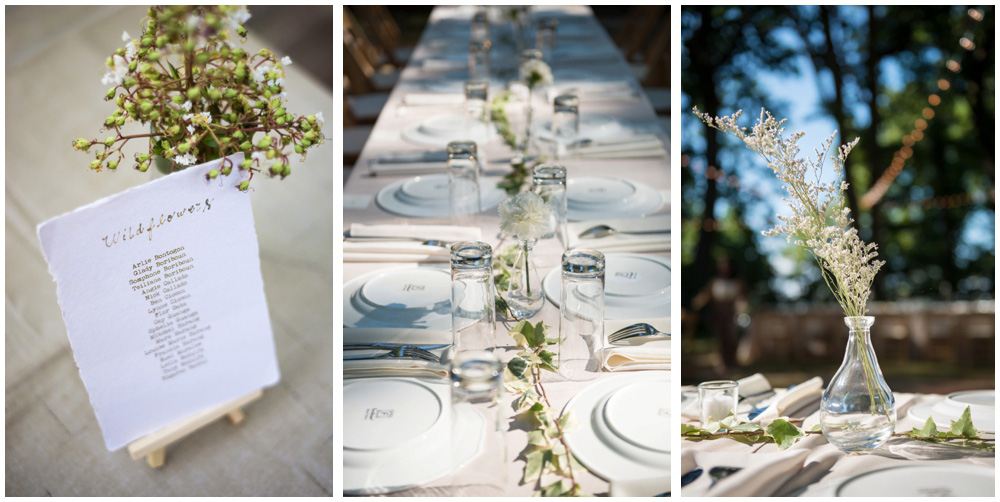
[73,6,325,190]
[693,107,883,317]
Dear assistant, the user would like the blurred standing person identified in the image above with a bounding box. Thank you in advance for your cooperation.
[692,257,748,376]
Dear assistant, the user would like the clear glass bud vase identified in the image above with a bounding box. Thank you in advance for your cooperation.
[503,238,543,318]
[820,316,895,453]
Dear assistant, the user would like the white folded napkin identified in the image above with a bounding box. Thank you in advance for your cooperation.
[566,215,669,252]
[546,82,638,103]
[368,150,449,176]
[609,475,669,497]
[681,449,814,497]
[344,328,451,379]
[753,376,823,422]
[343,224,482,262]
[575,134,667,159]
[402,93,465,107]
[600,317,670,371]
[421,58,465,72]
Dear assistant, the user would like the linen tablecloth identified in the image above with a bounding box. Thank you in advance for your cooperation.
[342,5,669,496]
[679,391,996,496]
[6,6,332,495]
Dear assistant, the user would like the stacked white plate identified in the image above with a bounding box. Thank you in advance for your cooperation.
[375,174,507,218]
[535,114,646,144]
[344,265,456,330]
[835,464,994,497]
[565,177,664,221]
[344,377,485,494]
[402,113,493,147]
[563,372,670,491]
[542,253,669,319]
[906,389,995,431]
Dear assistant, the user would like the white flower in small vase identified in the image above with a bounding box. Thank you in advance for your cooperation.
[498,191,551,318]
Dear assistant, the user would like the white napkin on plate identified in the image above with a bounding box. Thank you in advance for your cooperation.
[402,93,464,107]
[753,376,823,422]
[609,475,669,497]
[681,449,831,497]
[367,150,449,176]
[344,328,451,379]
[600,317,670,371]
[575,134,667,159]
[343,224,482,262]
[566,215,669,252]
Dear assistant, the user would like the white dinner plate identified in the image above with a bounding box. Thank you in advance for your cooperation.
[565,177,664,221]
[401,113,494,147]
[344,265,456,330]
[375,174,507,218]
[906,389,995,431]
[417,74,507,94]
[563,372,670,490]
[344,377,486,494]
[542,253,670,319]
[535,114,642,143]
[835,464,994,497]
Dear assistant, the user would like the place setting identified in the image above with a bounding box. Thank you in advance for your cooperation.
[565,177,666,221]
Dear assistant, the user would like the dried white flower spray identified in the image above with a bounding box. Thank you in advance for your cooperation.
[693,107,884,318]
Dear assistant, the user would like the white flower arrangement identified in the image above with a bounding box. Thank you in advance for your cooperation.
[522,59,553,89]
[499,191,551,240]
[693,107,884,317]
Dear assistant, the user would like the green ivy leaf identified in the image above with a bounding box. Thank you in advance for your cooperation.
[731,422,764,433]
[681,423,709,435]
[950,406,978,438]
[538,349,558,372]
[541,479,569,497]
[523,449,545,483]
[909,416,939,438]
[527,429,548,446]
[558,411,578,433]
[810,424,822,432]
[766,419,805,450]
[516,388,539,412]
[525,321,547,348]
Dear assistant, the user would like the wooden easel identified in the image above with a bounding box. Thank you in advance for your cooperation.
[127,389,263,468]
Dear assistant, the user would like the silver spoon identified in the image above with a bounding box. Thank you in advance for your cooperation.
[577,224,670,239]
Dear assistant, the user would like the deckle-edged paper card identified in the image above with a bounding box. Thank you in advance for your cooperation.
[38,153,279,451]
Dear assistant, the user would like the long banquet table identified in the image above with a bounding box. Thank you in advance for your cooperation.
[342,5,670,496]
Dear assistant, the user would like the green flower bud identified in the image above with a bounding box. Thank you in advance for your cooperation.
[240,140,252,151]
[300,138,312,147]
[271,161,283,174]
[221,166,232,176]
[139,63,152,73]
[147,50,160,61]
[123,77,136,88]
[168,125,181,136]
[266,149,276,159]
[220,46,230,59]
[124,101,135,112]
[307,114,317,124]
[258,48,270,57]
[138,161,150,172]
[294,144,304,154]
[74,138,91,151]
[233,48,246,60]
[116,116,126,126]
[301,122,312,131]
[233,130,245,140]
[263,89,272,99]
[171,94,184,104]
[282,164,291,176]
[238,180,250,191]
[284,113,294,123]
[106,88,116,100]
[155,35,167,47]
[108,160,119,170]
[90,160,102,170]
[269,85,280,94]
[225,88,238,99]
[149,110,160,121]
[275,117,286,125]
[104,117,115,127]
[257,137,272,148]
[255,100,267,109]
[141,35,153,47]
[140,101,153,113]
[115,48,125,56]
[116,95,125,106]
[240,159,253,170]
[195,53,210,66]
[237,26,247,38]
[104,136,116,147]
[207,169,219,179]
[208,88,222,100]
[183,40,195,52]
[186,87,200,101]
[137,153,150,162]
[177,142,190,154]
[304,131,317,141]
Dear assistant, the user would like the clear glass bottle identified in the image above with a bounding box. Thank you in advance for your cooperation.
[450,241,495,353]
[503,238,544,319]
[820,316,895,453]
[449,350,506,496]
[551,94,579,160]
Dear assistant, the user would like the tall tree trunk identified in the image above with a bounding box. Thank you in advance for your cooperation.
[865,6,886,299]
[690,6,721,299]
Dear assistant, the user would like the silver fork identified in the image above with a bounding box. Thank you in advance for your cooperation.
[607,323,669,344]
[342,230,452,248]
[344,345,442,363]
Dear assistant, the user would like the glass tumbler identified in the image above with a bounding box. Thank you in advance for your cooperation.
[468,40,491,82]
[449,350,506,496]
[698,380,739,426]
[464,80,489,135]
[551,94,579,160]
[558,249,604,381]
[536,18,557,61]
[531,164,567,243]
[447,140,481,222]
[450,241,495,354]
[471,10,491,43]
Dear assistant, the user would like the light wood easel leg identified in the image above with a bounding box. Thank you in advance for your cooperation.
[128,389,262,469]
[146,448,165,468]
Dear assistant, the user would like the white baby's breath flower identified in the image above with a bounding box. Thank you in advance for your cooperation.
[281,56,292,66]
[175,153,198,166]
[122,31,131,42]
[223,6,251,33]
[186,125,195,134]
[522,59,553,89]
[314,111,324,127]
[182,100,192,112]
[125,39,138,60]
[100,55,129,86]
[498,191,552,240]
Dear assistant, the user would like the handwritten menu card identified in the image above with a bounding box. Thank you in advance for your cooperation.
[38,154,279,451]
